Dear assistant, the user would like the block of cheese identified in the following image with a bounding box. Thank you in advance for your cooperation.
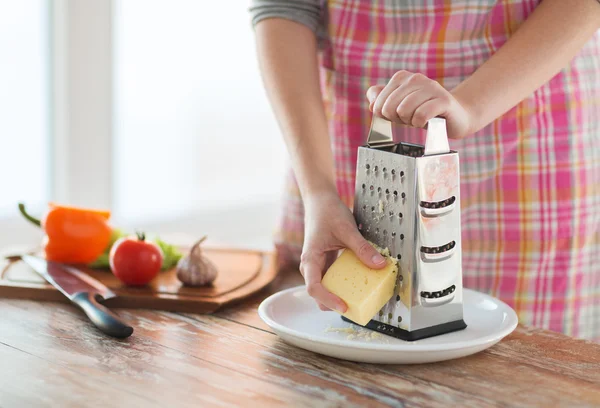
[321,244,398,326]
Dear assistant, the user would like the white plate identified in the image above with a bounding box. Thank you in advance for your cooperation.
[258,286,518,364]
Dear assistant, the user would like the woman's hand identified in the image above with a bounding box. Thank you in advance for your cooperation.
[366,71,474,140]
[301,192,387,312]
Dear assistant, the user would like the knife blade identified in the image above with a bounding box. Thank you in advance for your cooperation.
[21,255,134,338]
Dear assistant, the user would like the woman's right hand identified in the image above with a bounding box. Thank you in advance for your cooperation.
[301,192,388,312]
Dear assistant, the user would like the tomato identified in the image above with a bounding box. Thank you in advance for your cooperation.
[109,232,163,286]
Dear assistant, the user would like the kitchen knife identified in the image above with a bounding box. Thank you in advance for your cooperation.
[21,254,134,338]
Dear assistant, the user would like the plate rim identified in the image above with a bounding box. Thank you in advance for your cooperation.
[258,285,519,352]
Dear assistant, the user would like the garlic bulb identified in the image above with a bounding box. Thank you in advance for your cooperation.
[176,236,218,286]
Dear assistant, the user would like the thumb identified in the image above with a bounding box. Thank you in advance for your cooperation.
[366,85,386,111]
[300,249,348,313]
[344,230,387,269]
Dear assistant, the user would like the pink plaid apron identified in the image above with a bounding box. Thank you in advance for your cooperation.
[274,0,600,341]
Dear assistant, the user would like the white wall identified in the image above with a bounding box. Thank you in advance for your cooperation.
[113,0,288,226]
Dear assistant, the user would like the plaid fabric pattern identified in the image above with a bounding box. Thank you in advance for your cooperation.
[274,0,600,340]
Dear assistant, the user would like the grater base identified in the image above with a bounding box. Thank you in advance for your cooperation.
[341,316,467,342]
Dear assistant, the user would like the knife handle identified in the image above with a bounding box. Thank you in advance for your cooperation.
[72,292,134,338]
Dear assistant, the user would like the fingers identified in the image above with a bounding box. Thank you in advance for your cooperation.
[411,98,448,128]
[370,71,412,117]
[366,85,385,111]
[380,74,431,122]
[318,303,331,311]
[343,228,387,269]
[395,90,435,125]
[366,71,450,128]
[300,251,347,313]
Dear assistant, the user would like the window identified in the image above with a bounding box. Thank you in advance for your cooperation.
[113,0,287,224]
[0,1,50,248]
[0,2,50,218]
[1,1,287,251]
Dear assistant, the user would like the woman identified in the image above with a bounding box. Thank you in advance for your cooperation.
[249,0,600,340]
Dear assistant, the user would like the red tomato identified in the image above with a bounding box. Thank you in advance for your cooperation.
[109,232,163,286]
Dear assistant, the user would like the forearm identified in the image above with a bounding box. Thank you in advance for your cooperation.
[254,18,336,199]
[452,0,600,134]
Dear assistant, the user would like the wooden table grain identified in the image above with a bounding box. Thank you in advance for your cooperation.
[1,269,599,408]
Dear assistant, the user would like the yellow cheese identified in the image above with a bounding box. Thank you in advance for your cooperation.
[321,245,398,326]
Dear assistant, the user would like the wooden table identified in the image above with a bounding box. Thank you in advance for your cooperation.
[1,269,599,408]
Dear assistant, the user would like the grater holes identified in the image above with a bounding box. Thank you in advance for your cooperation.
[401,192,406,199]
[393,190,398,198]
[400,170,405,177]
[398,212,403,219]
[389,211,394,217]
[374,165,378,172]
[399,274,403,281]
[396,254,402,260]
[391,169,396,175]
[385,188,390,195]
[391,231,396,238]
[420,196,456,209]
[377,187,382,193]
[366,164,370,170]
[370,185,374,191]
[383,167,387,173]
[371,206,375,212]
[421,241,455,254]
[400,234,404,240]
[421,285,456,299]
[383,229,387,236]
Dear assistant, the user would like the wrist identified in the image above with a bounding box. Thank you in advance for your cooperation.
[451,83,484,136]
[301,184,341,216]
[302,184,339,205]
[292,159,338,203]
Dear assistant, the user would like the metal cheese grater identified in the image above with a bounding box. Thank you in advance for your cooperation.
[345,115,467,341]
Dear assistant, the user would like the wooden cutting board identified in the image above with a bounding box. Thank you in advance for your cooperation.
[0,246,279,313]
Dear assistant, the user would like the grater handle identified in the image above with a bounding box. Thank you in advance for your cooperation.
[367,115,450,154]
[367,116,395,148]
[424,117,450,155]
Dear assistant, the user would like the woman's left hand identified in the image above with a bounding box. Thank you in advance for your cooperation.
[367,71,473,140]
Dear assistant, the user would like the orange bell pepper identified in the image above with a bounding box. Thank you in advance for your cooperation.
[19,202,112,264]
